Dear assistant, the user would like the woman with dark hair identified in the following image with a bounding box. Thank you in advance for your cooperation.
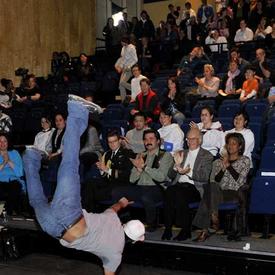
[103,17,121,56]
[225,110,254,168]
[17,74,41,104]
[76,53,95,82]
[40,113,66,198]
[193,132,250,242]
[216,60,243,106]
[162,76,185,125]
[0,133,25,215]
[32,116,55,154]
[190,106,224,156]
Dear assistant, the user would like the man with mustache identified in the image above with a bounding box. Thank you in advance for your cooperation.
[112,129,174,232]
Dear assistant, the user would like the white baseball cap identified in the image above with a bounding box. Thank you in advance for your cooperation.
[123,220,145,243]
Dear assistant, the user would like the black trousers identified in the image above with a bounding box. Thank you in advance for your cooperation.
[164,182,201,233]
[112,185,164,225]
[0,180,22,215]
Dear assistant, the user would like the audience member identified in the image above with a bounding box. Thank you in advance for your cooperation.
[0,133,25,215]
[265,20,275,50]
[115,36,138,102]
[0,79,18,110]
[136,10,155,40]
[158,109,184,154]
[162,128,213,241]
[237,67,259,102]
[123,112,149,154]
[75,53,95,82]
[131,78,160,122]
[181,2,196,20]
[112,129,173,231]
[234,19,254,43]
[225,111,255,168]
[17,74,41,105]
[229,47,251,75]
[138,36,153,74]
[0,111,12,134]
[252,48,273,97]
[166,4,178,26]
[103,17,121,57]
[197,0,214,25]
[249,1,264,31]
[161,76,185,126]
[190,106,224,156]
[193,133,250,242]
[130,64,146,102]
[82,131,135,212]
[254,17,272,40]
[33,116,55,153]
[217,60,243,105]
[177,46,211,78]
[195,64,220,98]
[205,29,229,53]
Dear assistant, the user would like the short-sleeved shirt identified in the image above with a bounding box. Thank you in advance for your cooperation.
[60,209,125,273]
[242,78,259,97]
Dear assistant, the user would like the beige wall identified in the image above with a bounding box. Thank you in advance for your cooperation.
[0,0,96,84]
[143,0,216,26]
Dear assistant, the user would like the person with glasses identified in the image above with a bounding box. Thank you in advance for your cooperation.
[162,127,213,241]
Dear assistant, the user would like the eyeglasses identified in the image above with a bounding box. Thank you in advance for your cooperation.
[186,137,199,141]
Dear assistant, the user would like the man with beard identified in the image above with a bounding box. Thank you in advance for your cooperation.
[112,129,173,232]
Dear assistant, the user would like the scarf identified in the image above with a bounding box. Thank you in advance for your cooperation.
[225,69,240,93]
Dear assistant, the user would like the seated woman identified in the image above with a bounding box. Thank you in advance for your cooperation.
[40,113,66,198]
[17,74,41,105]
[161,76,185,126]
[32,116,55,154]
[195,64,220,99]
[158,109,185,155]
[0,133,25,215]
[192,133,250,242]
[236,67,259,103]
[225,111,255,169]
[216,60,243,106]
[190,106,224,157]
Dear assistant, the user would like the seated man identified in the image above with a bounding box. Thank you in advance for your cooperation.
[112,129,174,231]
[130,78,160,123]
[82,130,135,212]
[23,95,145,275]
[123,112,149,154]
[162,128,213,241]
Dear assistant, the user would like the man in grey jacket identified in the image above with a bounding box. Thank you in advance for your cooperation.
[162,127,213,241]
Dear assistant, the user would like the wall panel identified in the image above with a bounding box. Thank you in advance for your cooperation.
[0,0,96,84]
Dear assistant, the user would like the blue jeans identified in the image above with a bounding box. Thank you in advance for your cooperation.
[23,101,89,238]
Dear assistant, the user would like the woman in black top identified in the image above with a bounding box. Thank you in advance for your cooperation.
[161,76,185,125]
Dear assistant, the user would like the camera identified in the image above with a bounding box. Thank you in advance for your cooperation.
[15,67,29,79]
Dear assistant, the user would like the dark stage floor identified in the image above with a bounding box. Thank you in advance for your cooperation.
[0,253,202,275]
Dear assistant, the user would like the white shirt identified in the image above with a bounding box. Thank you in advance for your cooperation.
[121,44,138,70]
[33,128,55,152]
[178,147,200,185]
[225,128,255,168]
[205,36,228,52]
[197,121,224,156]
[158,123,184,155]
[234,27,254,42]
[131,74,146,100]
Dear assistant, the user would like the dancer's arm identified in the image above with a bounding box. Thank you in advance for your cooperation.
[111,197,133,213]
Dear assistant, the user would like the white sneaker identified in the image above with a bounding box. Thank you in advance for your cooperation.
[68,94,103,114]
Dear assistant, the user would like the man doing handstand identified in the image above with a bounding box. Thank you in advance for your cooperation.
[23,95,145,275]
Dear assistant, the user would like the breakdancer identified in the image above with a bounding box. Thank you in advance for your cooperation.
[23,95,145,275]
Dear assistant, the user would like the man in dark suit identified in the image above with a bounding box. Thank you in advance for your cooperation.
[162,127,213,241]
[82,131,135,212]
